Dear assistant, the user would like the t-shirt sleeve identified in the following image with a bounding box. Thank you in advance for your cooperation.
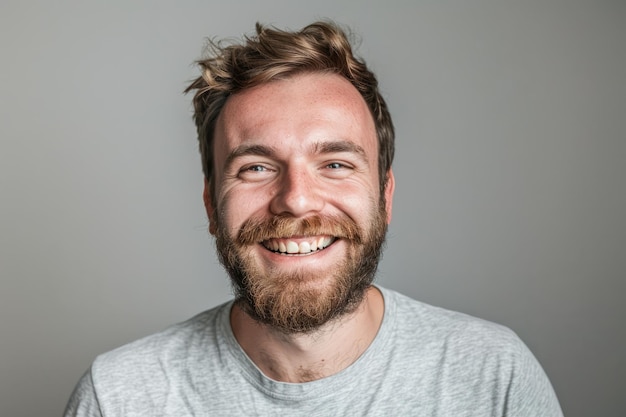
[505,340,564,417]
[64,368,104,417]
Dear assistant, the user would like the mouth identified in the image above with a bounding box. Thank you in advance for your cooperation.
[261,235,337,255]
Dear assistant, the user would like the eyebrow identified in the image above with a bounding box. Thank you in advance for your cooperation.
[223,140,369,171]
[312,140,368,162]
[224,144,276,172]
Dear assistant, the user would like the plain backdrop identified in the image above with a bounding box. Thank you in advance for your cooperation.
[1,1,624,416]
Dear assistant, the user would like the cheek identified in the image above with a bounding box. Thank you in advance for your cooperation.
[218,187,271,230]
[329,189,379,224]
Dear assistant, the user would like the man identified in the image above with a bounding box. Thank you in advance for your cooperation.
[65,21,563,416]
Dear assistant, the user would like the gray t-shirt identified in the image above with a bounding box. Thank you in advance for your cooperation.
[65,287,563,416]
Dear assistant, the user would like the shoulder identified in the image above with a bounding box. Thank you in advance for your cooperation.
[377,286,563,416]
[65,301,244,415]
[97,302,226,362]
[380,286,520,347]
[379,286,534,382]
[89,302,232,398]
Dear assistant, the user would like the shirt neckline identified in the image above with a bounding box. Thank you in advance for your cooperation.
[217,285,397,401]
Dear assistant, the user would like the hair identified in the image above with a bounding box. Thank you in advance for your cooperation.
[184,21,395,201]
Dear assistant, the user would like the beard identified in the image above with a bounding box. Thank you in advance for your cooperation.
[214,200,388,335]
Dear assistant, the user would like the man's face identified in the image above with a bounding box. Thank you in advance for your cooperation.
[205,72,394,333]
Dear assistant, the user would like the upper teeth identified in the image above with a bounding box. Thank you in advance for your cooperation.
[264,236,334,254]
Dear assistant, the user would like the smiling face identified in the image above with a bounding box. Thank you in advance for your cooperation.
[205,72,394,333]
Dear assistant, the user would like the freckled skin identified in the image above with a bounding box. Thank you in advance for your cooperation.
[206,73,392,277]
[202,72,394,382]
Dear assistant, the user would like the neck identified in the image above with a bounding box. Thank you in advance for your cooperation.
[230,286,384,383]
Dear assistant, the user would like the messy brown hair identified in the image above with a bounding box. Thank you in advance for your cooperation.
[185,21,394,201]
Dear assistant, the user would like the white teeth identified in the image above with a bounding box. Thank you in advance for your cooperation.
[264,237,335,254]
[286,241,299,254]
[299,242,311,254]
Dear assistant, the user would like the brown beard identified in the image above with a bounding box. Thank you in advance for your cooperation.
[214,201,388,334]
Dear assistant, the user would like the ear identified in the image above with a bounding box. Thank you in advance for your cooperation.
[203,178,217,235]
[383,169,395,224]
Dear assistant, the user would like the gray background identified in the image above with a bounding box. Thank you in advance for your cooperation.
[1,1,624,416]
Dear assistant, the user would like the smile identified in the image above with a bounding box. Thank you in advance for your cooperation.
[261,236,337,255]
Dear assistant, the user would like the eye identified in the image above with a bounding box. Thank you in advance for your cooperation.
[322,161,353,179]
[245,165,267,172]
[326,162,345,169]
[237,164,275,182]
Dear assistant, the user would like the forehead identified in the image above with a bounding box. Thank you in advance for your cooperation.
[214,72,377,158]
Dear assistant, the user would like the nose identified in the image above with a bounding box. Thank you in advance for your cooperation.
[269,167,325,217]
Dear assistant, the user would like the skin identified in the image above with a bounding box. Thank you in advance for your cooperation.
[203,72,395,382]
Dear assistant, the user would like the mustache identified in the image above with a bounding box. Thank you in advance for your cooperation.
[236,214,364,246]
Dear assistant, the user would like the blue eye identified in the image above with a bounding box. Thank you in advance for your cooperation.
[237,163,275,183]
[327,162,344,169]
[246,165,267,172]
